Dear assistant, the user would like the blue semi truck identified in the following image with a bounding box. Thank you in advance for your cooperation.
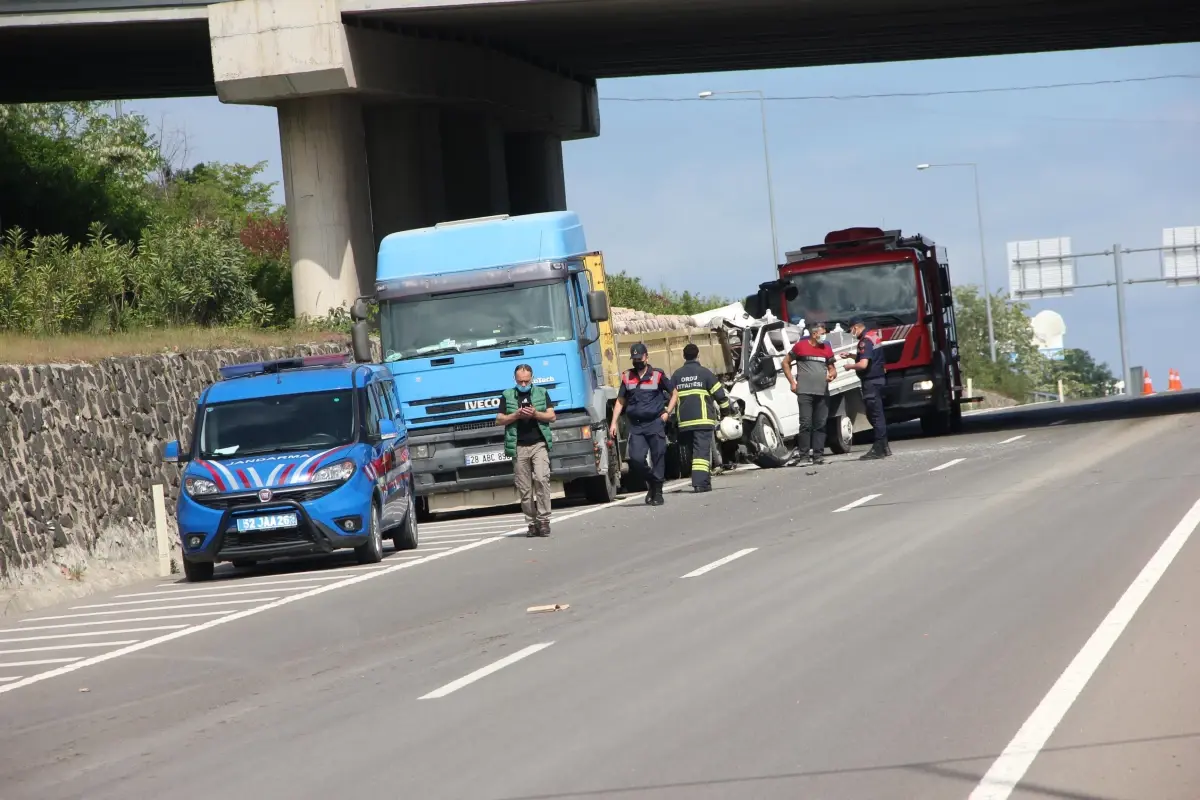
[347,212,627,518]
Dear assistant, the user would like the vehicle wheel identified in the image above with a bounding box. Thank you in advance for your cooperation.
[392,501,419,551]
[356,504,385,564]
[182,558,214,583]
[949,404,964,434]
[231,560,257,569]
[827,414,854,454]
[664,440,683,480]
[749,414,789,464]
[585,443,620,503]
[415,497,433,524]
[920,410,950,436]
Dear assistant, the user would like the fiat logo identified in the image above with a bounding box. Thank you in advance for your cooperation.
[257,488,273,503]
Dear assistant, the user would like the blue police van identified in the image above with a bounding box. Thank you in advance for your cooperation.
[161,353,417,582]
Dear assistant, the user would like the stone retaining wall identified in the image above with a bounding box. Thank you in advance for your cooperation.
[0,341,347,579]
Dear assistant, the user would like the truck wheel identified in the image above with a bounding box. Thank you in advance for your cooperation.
[392,501,419,551]
[356,504,385,564]
[586,444,621,503]
[920,410,952,436]
[664,441,683,480]
[182,558,214,583]
[949,404,964,434]
[827,414,854,454]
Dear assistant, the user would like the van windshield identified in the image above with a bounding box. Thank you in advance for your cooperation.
[784,261,920,328]
[378,281,574,361]
[198,390,355,459]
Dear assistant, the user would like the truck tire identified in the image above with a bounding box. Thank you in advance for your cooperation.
[826,414,854,454]
[664,440,683,480]
[585,444,620,503]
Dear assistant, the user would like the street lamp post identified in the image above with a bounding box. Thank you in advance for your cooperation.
[700,89,780,267]
[917,162,997,362]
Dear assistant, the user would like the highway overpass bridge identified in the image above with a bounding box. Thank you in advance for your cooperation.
[2,0,1196,316]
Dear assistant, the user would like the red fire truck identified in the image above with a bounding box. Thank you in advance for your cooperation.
[772,227,977,435]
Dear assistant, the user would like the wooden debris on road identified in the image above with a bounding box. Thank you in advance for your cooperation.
[527,603,570,613]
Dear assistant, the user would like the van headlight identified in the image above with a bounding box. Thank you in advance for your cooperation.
[184,477,218,496]
[312,459,356,483]
[913,380,934,392]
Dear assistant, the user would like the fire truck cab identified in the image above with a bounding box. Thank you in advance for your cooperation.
[777,227,971,435]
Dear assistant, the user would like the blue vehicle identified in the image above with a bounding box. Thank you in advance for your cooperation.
[161,353,418,582]
[349,211,620,517]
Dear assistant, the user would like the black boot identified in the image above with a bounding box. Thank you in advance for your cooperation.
[859,441,885,461]
[644,480,655,504]
[651,481,666,506]
[883,441,892,457]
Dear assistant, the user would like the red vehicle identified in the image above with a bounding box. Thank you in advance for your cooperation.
[775,226,978,435]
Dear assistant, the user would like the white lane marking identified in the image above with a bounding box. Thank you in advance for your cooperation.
[0,482,687,696]
[833,494,881,513]
[10,612,230,632]
[998,435,1026,444]
[416,537,489,546]
[0,626,187,643]
[413,546,452,553]
[930,458,966,472]
[25,598,281,622]
[0,657,83,668]
[87,586,317,607]
[969,494,1200,800]
[681,548,758,579]
[148,575,345,592]
[1048,419,1066,426]
[421,530,511,541]
[0,640,138,656]
[0,676,21,683]
[419,642,555,700]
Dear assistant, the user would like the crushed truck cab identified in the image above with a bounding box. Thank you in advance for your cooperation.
[160,354,418,582]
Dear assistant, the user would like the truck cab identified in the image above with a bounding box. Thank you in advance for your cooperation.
[161,354,418,581]
[368,212,619,517]
[777,227,969,434]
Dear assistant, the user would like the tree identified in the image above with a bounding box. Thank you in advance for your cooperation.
[953,286,1042,398]
[607,271,730,315]
[1048,348,1117,398]
[156,160,280,226]
[0,102,162,243]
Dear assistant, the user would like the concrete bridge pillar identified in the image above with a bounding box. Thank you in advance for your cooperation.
[208,0,597,319]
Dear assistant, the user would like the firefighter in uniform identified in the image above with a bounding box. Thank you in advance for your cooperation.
[841,317,891,459]
[670,342,732,492]
[608,343,678,506]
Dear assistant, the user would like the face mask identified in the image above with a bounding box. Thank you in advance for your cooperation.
[632,359,645,370]
[817,333,827,344]
[516,383,531,393]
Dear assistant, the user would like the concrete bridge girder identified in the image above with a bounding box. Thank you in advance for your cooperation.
[208,0,598,319]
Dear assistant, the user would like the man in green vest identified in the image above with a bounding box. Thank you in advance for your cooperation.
[495,363,556,537]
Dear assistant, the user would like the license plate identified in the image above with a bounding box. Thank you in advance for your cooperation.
[236,513,299,533]
[465,449,511,466]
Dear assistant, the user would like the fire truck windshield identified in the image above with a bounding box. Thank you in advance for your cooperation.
[783,260,919,329]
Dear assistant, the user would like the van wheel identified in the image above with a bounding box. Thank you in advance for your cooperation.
[750,415,788,463]
[356,504,385,564]
[182,558,214,582]
[827,414,854,454]
[392,502,419,551]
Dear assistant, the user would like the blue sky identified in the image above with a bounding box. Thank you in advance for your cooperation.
[127,42,1200,388]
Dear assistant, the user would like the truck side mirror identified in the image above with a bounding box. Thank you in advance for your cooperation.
[587,290,610,322]
[744,293,766,318]
[351,319,372,363]
[350,298,369,322]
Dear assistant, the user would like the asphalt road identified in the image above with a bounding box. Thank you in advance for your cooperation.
[3,391,1200,800]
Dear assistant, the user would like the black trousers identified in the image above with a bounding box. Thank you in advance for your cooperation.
[678,427,713,489]
[797,392,829,455]
[862,379,888,445]
[627,417,667,484]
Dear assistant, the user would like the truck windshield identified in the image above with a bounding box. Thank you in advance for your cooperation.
[784,261,919,328]
[197,390,355,459]
[379,281,574,361]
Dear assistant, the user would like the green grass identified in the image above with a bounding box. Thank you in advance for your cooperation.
[0,326,348,365]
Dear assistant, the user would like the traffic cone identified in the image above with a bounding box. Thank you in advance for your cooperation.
[1169,369,1183,391]
[1143,370,1154,395]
